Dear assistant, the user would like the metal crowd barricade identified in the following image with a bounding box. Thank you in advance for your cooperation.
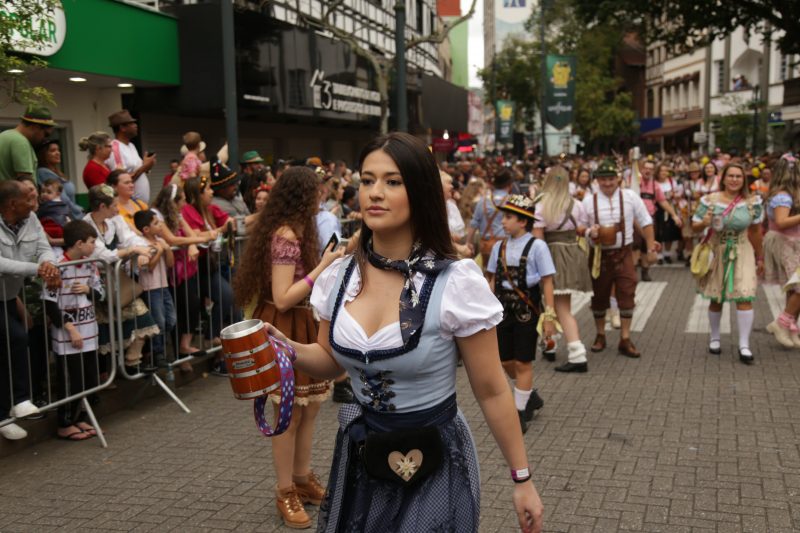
[113,254,190,413]
[1,257,118,448]
[116,236,245,413]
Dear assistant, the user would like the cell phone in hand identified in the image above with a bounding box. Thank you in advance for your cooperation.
[325,233,340,253]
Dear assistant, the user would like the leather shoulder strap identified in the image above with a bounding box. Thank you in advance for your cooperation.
[482,193,506,239]
[593,193,599,226]
[619,188,626,246]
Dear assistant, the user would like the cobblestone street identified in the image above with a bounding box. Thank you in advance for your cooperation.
[1,268,800,532]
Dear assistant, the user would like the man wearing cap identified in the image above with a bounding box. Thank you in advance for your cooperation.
[583,158,660,358]
[210,160,249,233]
[239,150,268,204]
[0,105,55,182]
[105,110,155,203]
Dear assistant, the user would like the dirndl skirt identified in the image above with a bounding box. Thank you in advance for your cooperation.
[255,301,331,405]
[697,230,757,303]
[763,231,800,292]
[544,230,593,295]
[655,206,682,242]
[96,297,160,355]
[317,401,481,533]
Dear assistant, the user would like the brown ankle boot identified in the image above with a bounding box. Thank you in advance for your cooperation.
[276,484,311,529]
[294,471,327,506]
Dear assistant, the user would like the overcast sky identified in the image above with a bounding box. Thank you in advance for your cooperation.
[463,0,484,88]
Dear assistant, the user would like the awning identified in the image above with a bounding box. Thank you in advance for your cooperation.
[641,120,701,139]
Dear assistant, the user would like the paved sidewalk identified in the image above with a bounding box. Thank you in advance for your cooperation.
[1,268,799,532]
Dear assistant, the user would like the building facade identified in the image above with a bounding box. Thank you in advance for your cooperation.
[2,0,179,204]
[642,25,800,154]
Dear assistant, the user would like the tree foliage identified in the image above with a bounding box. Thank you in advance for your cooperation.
[476,37,539,128]
[572,0,800,57]
[0,0,59,107]
[479,0,636,145]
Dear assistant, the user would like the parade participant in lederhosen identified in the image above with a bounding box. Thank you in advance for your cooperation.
[762,154,800,349]
[583,158,659,358]
[637,160,682,281]
[533,166,592,373]
[691,163,764,364]
[486,194,555,433]
[233,166,341,529]
[265,133,543,532]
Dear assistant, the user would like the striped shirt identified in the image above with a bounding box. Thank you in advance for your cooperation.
[42,253,105,355]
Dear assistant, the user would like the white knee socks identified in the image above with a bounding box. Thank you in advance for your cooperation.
[708,310,722,342]
[737,309,754,350]
[514,387,532,411]
[567,341,588,363]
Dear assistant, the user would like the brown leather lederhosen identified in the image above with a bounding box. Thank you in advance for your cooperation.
[589,190,637,313]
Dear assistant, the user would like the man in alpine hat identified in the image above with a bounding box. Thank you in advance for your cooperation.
[583,158,660,358]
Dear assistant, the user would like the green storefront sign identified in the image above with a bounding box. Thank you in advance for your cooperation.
[496,100,515,143]
[544,55,576,130]
[26,0,180,85]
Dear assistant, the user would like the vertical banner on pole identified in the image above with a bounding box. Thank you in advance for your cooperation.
[496,100,515,143]
[545,55,576,130]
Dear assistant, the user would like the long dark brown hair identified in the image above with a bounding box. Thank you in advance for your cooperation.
[183,176,215,228]
[233,166,321,306]
[355,132,456,276]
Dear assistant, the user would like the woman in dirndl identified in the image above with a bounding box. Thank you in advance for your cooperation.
[654,163,683,263]
[265,133,543,533]
[762,154,800,349]
[533,166,593,373]
[691,163,764,364]
[233,167,342,529]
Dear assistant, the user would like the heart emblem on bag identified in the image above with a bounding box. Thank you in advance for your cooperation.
[388,449,423,481]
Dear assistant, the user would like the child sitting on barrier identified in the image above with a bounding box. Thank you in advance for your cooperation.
[43,220,105,441]
[134,210,177,368]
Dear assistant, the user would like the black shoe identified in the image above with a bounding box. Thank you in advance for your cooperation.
[664,256,672,264]
[543,350,556,362]
[676,251,686,262]
[555,361,588,373]
[708,341,721,355]
[518,410,529,434]
[640,268,652,282]
[523,389,544,421]
[739,348,754,365]
[332,379,355,403]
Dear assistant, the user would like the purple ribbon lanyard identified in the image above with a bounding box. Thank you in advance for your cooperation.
[253,337,296,436]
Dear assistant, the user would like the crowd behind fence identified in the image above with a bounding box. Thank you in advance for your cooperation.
[1,220,358,448]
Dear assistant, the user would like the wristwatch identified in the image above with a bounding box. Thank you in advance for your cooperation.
[511,467,531,483]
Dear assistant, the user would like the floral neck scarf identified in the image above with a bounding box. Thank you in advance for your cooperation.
[366,240,454,345]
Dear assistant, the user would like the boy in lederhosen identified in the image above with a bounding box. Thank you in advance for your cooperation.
[486,195,557,434]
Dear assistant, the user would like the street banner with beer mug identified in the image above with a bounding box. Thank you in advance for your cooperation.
[545,55,576,130]
[496,100,515,144]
